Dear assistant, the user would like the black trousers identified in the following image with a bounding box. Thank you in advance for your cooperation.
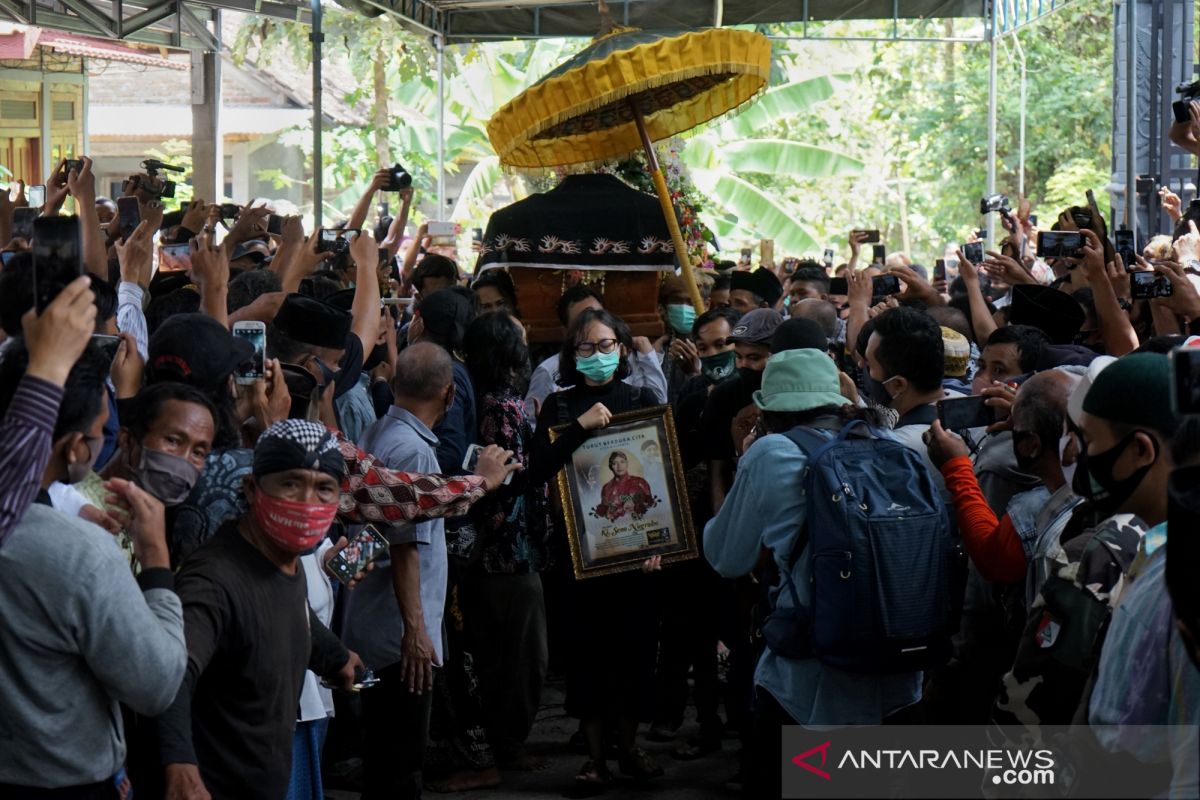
[361,661,435,800]
[744,687,797,800]
[652,561,722,739]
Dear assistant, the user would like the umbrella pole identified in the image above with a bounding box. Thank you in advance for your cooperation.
[629,102,705,314]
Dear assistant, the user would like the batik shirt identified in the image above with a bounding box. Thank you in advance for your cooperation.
[469,390,550,574]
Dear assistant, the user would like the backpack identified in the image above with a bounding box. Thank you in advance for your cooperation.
[992,511,1142,727]
[761,419,966,674]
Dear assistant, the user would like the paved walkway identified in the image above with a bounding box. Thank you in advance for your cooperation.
[328,680,739,799]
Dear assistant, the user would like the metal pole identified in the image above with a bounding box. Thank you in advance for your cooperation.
[436,34,446,217]
[311,0,323,227]
[1124,0,1136,231]
[1017,36,1026,197]
[630,101,704,313]
[986,0,998,246]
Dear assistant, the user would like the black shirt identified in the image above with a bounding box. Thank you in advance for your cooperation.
[157,523,348,799]
[698,373,756,463]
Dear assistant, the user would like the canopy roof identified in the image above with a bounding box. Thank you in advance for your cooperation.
[384,0,985,42]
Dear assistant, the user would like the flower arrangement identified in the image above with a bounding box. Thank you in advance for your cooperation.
[591,490,661,522]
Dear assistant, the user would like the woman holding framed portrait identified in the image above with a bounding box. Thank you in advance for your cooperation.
[527,307,666,787]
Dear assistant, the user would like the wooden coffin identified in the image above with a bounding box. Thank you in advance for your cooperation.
[509,267,665,344]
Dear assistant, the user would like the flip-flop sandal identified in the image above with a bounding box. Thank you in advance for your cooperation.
[619,747,664,780]
[575,759,614,786]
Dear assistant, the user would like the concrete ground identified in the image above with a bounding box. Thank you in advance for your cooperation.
[327,679,740,799]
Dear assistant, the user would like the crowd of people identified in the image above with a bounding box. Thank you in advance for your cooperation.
[1,109,1200,800]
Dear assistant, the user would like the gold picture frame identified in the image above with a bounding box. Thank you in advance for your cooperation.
[549,404,698,579]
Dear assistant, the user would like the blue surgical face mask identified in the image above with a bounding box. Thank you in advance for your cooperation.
[666,304,696,336]
[576,351,621,383]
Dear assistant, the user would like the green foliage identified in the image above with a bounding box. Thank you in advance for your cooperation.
[230,1,1114,262]
[759,1,1114,261]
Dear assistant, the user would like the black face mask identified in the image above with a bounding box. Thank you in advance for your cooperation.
[737,366,763,392]
[1073,430,1157,517]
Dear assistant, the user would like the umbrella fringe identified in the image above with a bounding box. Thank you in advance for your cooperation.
[494,79,769,177]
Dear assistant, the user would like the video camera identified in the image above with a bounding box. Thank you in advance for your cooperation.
[980,193,1011,215]
[131,158,185,199]
[1173,80,1200,124]
[382,163,412,192]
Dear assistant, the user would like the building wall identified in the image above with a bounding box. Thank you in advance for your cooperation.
[0,52,85,185]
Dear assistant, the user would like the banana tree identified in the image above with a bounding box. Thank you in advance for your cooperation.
[680,75,865,255]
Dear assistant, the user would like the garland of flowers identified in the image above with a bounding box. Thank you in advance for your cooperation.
[528,136,713,266]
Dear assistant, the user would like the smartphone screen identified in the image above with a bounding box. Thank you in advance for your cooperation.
[116,196,140,241]
[872,244,886,263]
[1131,271,1173,299]
[1036,231,1084,259]
[1171,347,1200,415]
[852,229,881,243]
[32,216,82,312]
[267,214,283,236]
[871,274,900,296]
[12,207,37,241]
[934,259,947,281]
[740,247,752,262]
[962,242,984,265]
[232,323,266,383]
[27,185,46,209]
[938,396,995,430]
[1114,229,1137,269]
[472,227,483,243]
[327,525,391,585]
[828,277,849,295]
[91,334,121,364]
[823,248,835,267]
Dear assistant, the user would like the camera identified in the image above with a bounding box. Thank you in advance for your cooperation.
[382,163,412,192]
[318,229,360,255]
[135,158,184,199]
[1173,80,1200,124]
[980,194,1010,215]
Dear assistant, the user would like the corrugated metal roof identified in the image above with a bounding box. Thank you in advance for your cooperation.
[369,0,986,42]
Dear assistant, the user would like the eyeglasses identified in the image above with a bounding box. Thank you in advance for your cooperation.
[575,338,618,357]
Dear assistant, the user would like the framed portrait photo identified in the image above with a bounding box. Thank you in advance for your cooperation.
[550,405,698,579]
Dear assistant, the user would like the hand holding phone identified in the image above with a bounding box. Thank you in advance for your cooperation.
[116,196,140,242]
[937,396,996,430]
[463,443,514,485]
[961,242,984,266]
[232,321,266,384]
[326,525,390,585]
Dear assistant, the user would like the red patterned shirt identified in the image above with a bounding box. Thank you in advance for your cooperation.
[335,432,487,524]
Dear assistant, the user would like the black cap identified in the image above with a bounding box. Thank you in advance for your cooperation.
[1033,343,1100,372]
[147,313,254,392]
[1009,284,1086,345]
[771,316,829,354]
[273,293,353,350]
[730,267,783,307]
[417,289,472,349]
[727,308,783,345]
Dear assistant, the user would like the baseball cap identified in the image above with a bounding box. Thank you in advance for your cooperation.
[728,308,783,345]
[148,313,254,392]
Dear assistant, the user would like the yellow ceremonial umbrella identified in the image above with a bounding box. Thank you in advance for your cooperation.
[486,1,772,312]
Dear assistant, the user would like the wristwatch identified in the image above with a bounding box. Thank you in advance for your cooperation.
[1186,259,1200,273]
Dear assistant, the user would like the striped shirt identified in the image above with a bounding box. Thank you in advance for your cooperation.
[0,375,64,548]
